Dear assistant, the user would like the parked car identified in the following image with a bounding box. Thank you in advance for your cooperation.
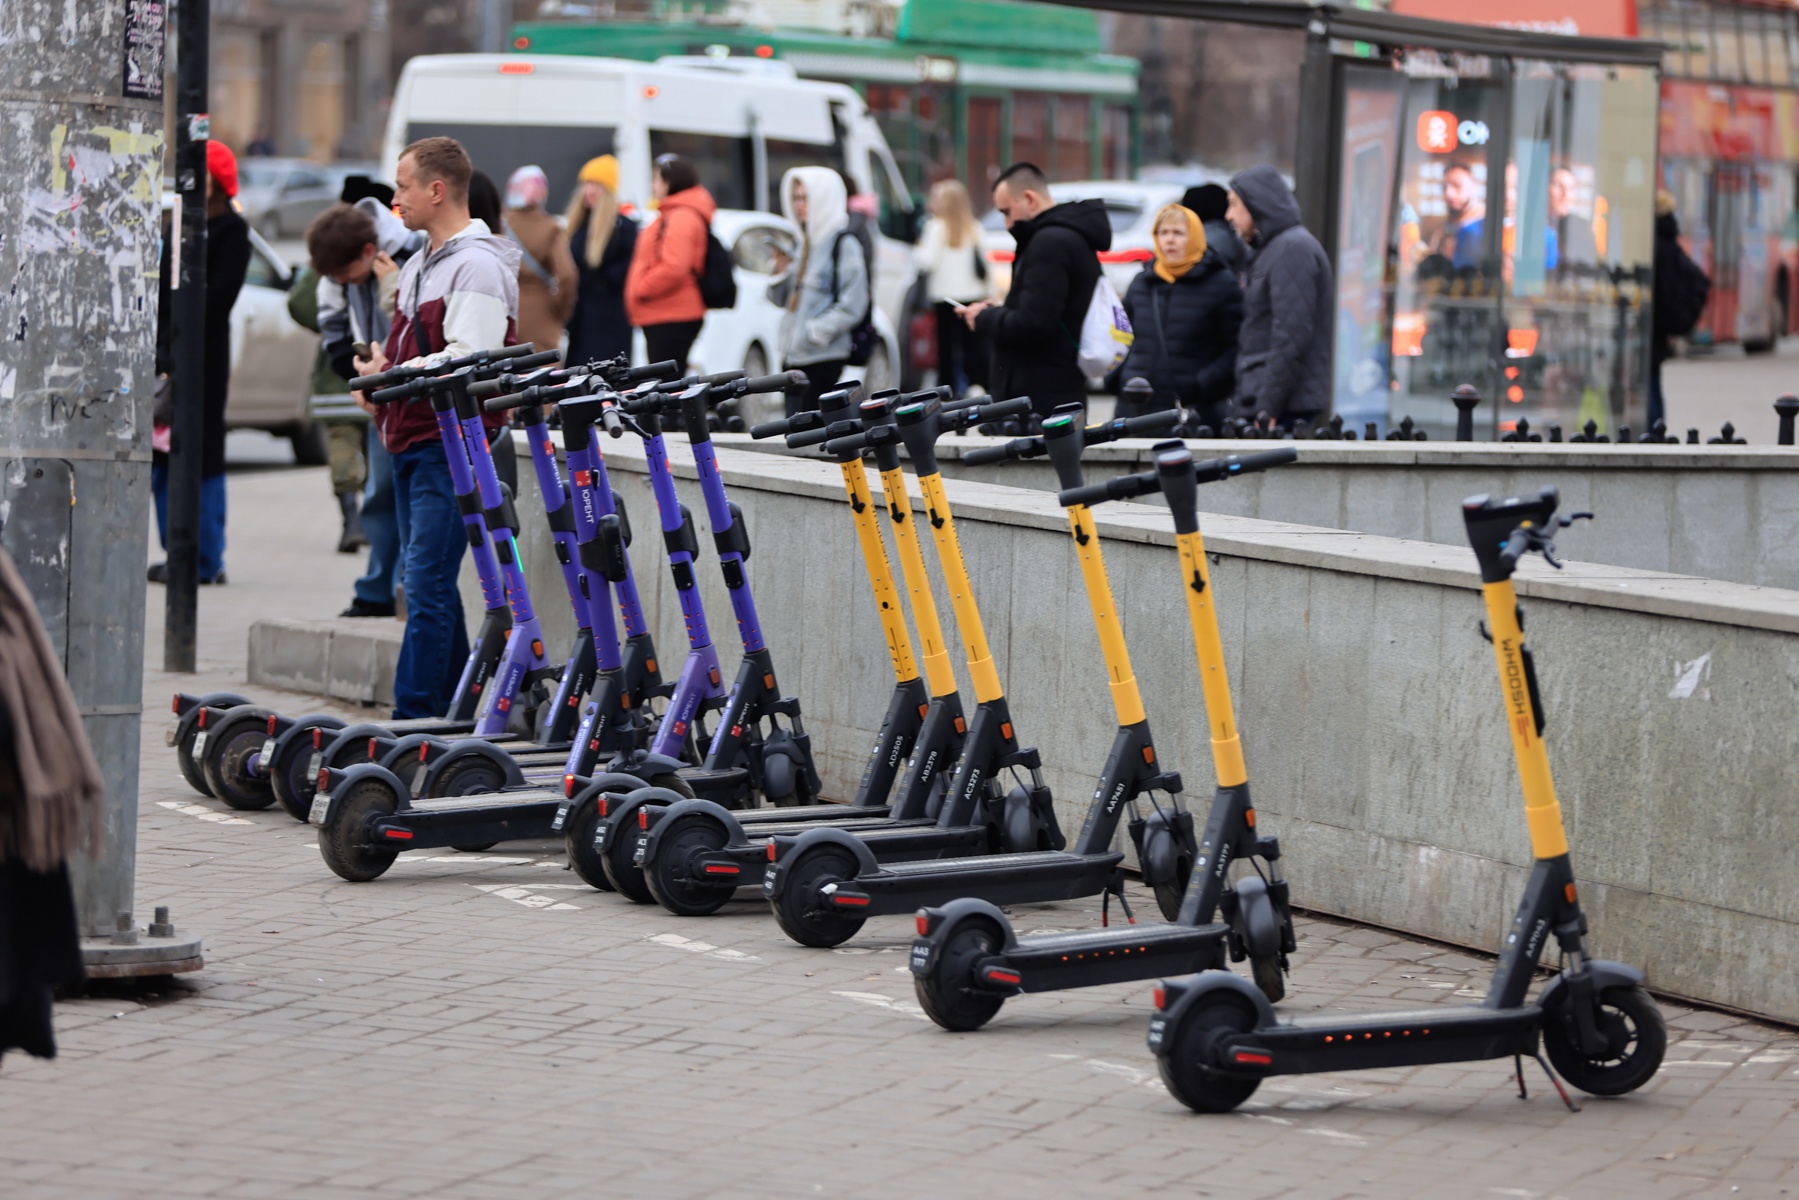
[235,159,381,239]
[978,180,1187,300]
[635,208,901,427]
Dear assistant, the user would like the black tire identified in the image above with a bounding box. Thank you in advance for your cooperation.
[564,797,616,893]
[1156,990,1264,1113]
[1153,876,1188,923]
[200,707,279,811]
[643,813,736,917]
[318,778,401,882]
[423,754,510,798]
[1002,788,1038,855]
[453,843,500,853]
[770,845,866,948]
[1543,983,1666,1097]
[1251,954,1286,1005]
[270,718,343,822]
[598,806,657,904]
[290,422,330,466]
[176,721,216,797]
[914,918,1008,1032]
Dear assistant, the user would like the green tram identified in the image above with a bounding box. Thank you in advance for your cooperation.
[511,0,1141,202]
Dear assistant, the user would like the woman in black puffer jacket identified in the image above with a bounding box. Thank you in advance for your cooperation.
[1116,204,1244,428]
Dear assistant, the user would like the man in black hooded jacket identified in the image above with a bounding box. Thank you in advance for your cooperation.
[1226,165,1333,426]
[961,163,1111,418]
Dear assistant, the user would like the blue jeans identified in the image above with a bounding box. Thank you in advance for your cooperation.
[151,464,227,581]
[354,428,404,606]
[391,441,470,719]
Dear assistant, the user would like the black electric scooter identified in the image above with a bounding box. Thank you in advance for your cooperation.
[910,440,1301,1031]
[622,386,977,915]
[1146,487,1667,1113]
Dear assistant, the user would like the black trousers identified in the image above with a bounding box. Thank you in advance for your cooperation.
[783,359,849,417]
[643,320,703,375]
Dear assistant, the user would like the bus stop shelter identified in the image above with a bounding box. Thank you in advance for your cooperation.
[1052,0,1665,437]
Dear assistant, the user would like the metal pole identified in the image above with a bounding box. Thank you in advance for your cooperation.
[0,0,184,953]
[165,0,209,672]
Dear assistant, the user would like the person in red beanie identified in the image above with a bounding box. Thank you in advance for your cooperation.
[150,139,252,584]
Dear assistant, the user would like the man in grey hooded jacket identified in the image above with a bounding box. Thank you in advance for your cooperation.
[1226,165,1333,425]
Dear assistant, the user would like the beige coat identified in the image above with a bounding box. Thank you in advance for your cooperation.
[504,206,578,358]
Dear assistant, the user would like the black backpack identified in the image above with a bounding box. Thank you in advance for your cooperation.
[828,230,879,367]
[1661,241,1711,339]
[698,228,737,310]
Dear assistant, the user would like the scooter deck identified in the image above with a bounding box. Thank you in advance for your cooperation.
[369,794,564,851]
[854,849,1126,912]
[1003,922,1226,993]
[1229,1003,1543,1074]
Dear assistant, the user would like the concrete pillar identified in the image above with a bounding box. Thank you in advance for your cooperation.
[0,0,164,936]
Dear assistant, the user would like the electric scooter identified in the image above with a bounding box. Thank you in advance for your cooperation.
[307,371,702,881]
[909,440,1301,1031]
[1146,486,1667,1113]
[565,372,833,896]
[623,385,972,915]
[176,344,564,815]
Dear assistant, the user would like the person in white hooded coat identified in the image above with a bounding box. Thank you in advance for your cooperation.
[767,166,870,415]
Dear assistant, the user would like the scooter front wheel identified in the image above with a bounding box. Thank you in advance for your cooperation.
[770,846,866,948]
[318,779,401,882]
[1156,991,1264,1113]
[201,707,279,811]
[643,814,735,916]
[914,919,1008,1032]
[1543,984,1666,1097]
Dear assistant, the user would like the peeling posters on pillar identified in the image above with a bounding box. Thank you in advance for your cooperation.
[4,120,165,447]
[122,0,166,101]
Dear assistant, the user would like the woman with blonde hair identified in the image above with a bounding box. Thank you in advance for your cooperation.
[564,154,639,366]
[914,178,989,394]
[1116,203,1242,425]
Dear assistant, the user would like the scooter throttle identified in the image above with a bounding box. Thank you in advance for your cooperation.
[750,408,830,441]
[468,366,567,400]
[1192,446,1298,484]
[793,418,864,451]
[656,369,744,394]
[742,370,809,395]
[484,378,590,413]
[368,376,433,406]
[471,349,560,379]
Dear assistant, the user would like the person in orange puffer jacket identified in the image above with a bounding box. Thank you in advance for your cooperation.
[625,154,716,374]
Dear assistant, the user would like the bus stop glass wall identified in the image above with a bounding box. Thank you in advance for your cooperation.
[1333,58,1656,438]
[1502,63,1656,439]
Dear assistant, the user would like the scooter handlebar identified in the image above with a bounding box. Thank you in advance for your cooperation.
[624,359,681,384]
[1058,446,1300,508]
[751,407,831,441]
[1193,446,1298,484]
[795,418,866,451]
[656,369,743,394]
[961,436,1045,466]
[1085,407,1184,446]
[351,342,543,392]
[483,377,593,413]
[942,395,1031,431]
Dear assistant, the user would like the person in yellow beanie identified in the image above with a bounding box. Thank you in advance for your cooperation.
[1114,203,1243,425]
[563,154,639,365]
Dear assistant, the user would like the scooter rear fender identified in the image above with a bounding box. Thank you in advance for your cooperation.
[418,740,529,795]
[638,798,750,861]
[765,826,881,900]
[1146,969,1277,1059]
[312,762,409,827]
[591,786,689,853]
[909,897,1017,976]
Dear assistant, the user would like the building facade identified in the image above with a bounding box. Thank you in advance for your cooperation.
[209,0,392,160]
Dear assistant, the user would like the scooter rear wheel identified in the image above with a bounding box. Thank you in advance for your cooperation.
[914,919,1008,1032]
[201,707,279,811]
[425,753,510,798]
[173,692,252,797]
[271,718,344,822]
[1543,984,1666,1097]
[770,845,866,948]
[318,779,401,882]
[643,814,735,916]
[1156,991,1264,1113]
[594,776,694,902]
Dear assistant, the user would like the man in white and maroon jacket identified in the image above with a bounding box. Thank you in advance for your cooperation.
[355,136,521,719]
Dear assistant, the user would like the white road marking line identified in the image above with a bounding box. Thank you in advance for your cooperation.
[469,883,579,910]
[832,990,927,1021]
[1748,1052,1795,1063]
[647,932,761,963]
[1302,1127,1370,1147]
[405,855,536,865]
[157,800,254,826]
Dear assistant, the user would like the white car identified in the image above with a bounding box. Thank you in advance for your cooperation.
[639,208,901,427]
[979,180,1190,300]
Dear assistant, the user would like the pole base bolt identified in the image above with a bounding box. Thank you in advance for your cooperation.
[111,910,139,946]
[149,906,175,938]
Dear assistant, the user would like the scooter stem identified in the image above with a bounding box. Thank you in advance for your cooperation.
[913,471,1002,705]
[838,460,920,685]
[875,462,959,701]
[1481,578,1569,860]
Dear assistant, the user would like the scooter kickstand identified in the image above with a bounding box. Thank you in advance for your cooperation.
[1113,884,1136,926]
[1513,1053,1528,1101]
[1532,1049,1581,1113]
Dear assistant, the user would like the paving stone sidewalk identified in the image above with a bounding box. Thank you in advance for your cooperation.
[0,467,1794,1199]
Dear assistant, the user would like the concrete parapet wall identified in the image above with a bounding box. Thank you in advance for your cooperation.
[247,617,401,707]
[723,433,1799,593]
[486,431,1799,1023]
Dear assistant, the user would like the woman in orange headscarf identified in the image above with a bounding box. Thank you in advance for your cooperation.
[1114,203,1243,426]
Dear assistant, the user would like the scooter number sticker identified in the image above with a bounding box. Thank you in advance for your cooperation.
[1146,1015,1168,1052]
[308,793,331,826]
[258,738,278,775]
[191,730,208,758]
[306,751,323,789]
[551,802,570,833]
[762,862,779,895]
[631,834,649,867]
[593,821,609,851]
[908,942,932,974]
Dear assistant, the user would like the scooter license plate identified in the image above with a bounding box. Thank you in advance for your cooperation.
[164,717,181,747]
[305,751,323,789]
[308,793,331,826]
[631,834,649,867]
[191,730,208,759]
[1146,1014,1169,1053]
[550,802,570,833]
[908,941,932,974]
[762,861,779,896]
[257,738,278,775]
[592,820,609,851]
